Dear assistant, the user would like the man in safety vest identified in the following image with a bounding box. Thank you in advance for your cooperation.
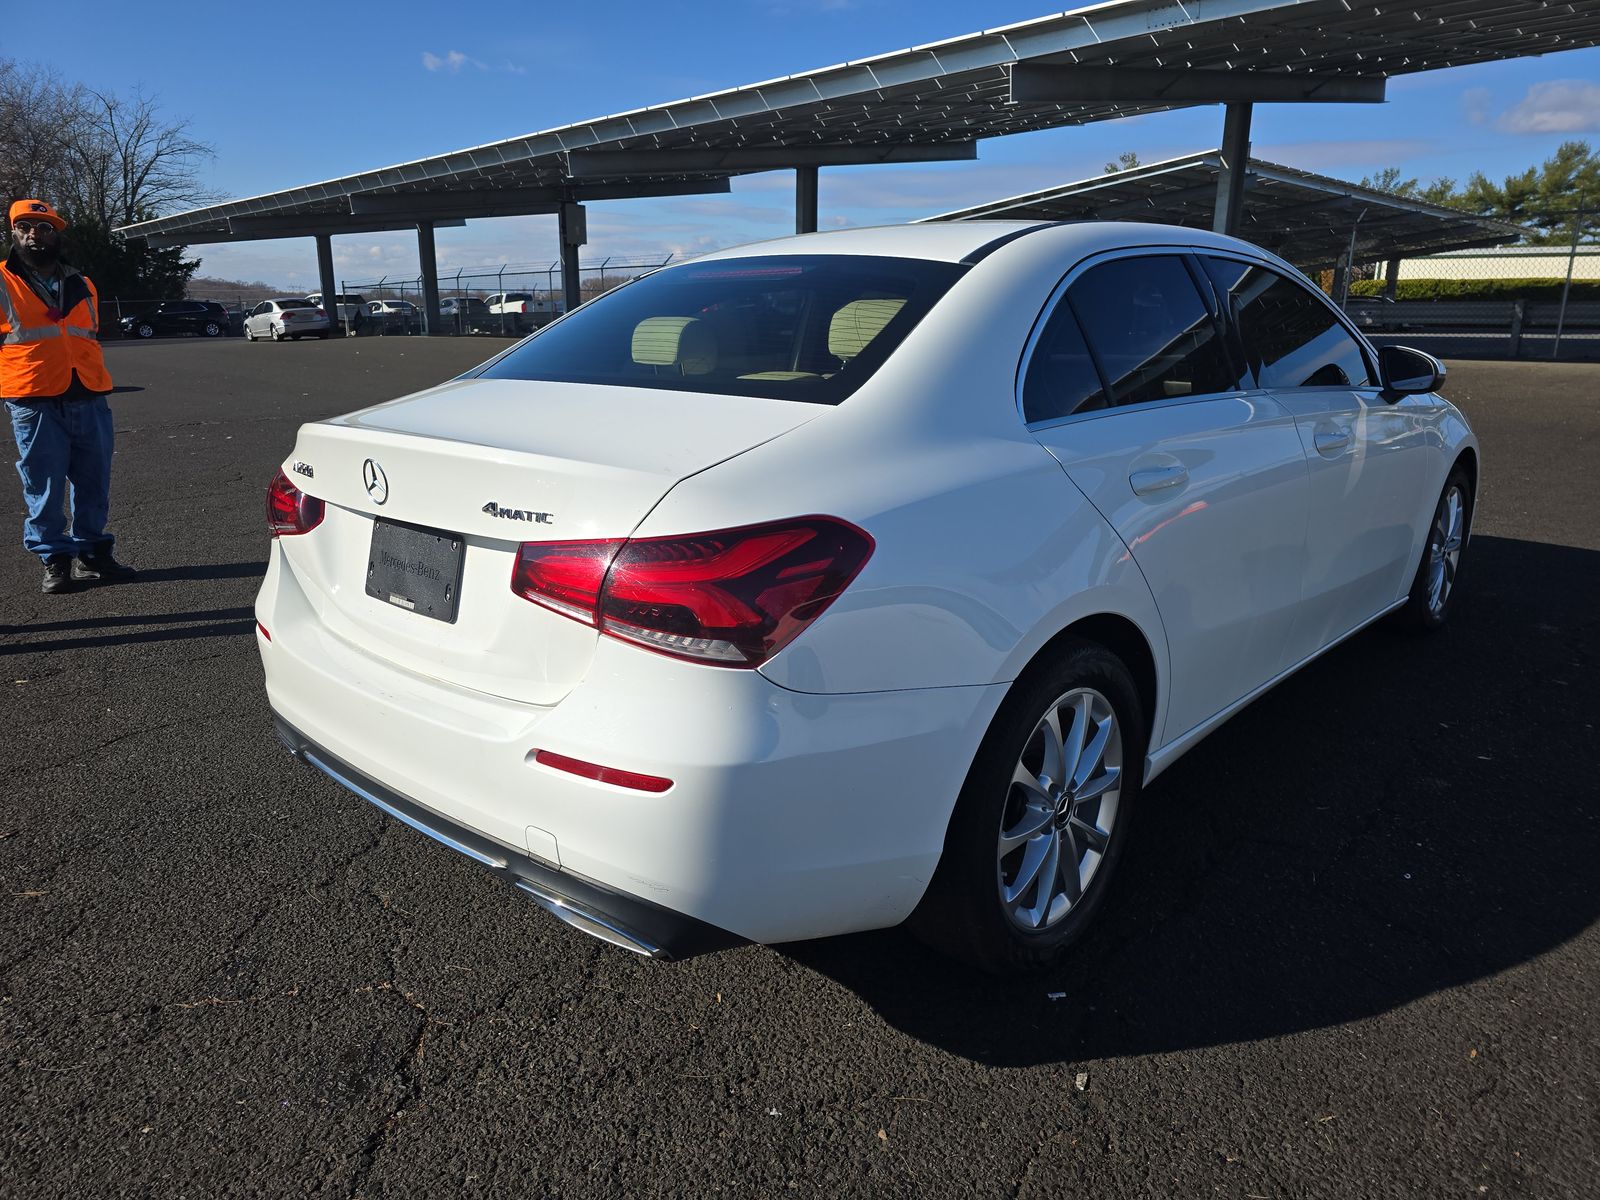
[2,198,134,594]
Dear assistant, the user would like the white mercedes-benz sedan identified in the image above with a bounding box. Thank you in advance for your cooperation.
[256,221,1476,973]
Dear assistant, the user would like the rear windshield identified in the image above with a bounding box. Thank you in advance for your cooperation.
[278,300,316,309]
[503,293,533,302]
[476,255,967,405]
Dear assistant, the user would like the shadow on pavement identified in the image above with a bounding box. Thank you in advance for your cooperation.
[119,561,267,584]
[781,535,1600,1064]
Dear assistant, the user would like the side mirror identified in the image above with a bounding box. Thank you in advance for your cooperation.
[1378,345,1445,398]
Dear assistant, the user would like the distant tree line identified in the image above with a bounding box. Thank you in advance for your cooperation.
[1359,140,1599,245]
[0,59,215,298]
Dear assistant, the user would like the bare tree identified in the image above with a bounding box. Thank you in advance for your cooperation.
[67,87,220,226]
[0,59,87,204]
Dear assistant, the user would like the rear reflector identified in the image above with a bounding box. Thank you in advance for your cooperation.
[533,750,672,794]
[256,621,271,641]
[266,468,325,538]
[511,516,873,668]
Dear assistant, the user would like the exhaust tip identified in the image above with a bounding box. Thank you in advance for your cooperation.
[515,881,667,958]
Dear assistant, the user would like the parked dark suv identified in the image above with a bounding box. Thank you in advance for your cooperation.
[119,300,232,339]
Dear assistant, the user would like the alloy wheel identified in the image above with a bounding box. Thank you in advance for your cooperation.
[997,687,1123,931]
[1427,485,1466,618]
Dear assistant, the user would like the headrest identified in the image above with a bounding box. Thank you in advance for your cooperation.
[828,298,906,361]
[631,316,716,375]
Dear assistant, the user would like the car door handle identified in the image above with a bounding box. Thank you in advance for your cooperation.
[1315,429,1352,455]
[1129,465,1189,496]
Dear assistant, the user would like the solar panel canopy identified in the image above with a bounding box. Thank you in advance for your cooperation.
[117,0,1600,241]
[925,152,1531,270]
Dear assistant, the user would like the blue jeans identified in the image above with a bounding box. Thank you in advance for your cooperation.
[7,397,116,561]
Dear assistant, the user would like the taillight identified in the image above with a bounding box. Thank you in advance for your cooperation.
[282,311,295,320]
[511,516,873,668]
[315,308,327,318]
[266,469,325,538]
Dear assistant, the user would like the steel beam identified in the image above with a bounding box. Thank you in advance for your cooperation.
[1010,64,1387,105]
[796,166,819,235]
[225,215,468,238]
[315,235,339,336]
[1213,104,1254,237]
[349,178,732,218]
[559,202,585,315]
[417,221,442,335]
[564,143,977,177]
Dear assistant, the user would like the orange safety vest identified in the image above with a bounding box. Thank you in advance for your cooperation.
[0,258,113,398]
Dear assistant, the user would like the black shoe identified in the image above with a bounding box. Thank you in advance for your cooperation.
[72,548,136,582]
[42,555,75,594]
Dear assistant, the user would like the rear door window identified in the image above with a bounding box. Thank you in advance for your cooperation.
[1201,257,1372,388]
[1065,255,1240,406]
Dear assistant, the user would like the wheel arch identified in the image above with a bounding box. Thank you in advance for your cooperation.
[1014,612,1160,752]
[1453,445,1479,498]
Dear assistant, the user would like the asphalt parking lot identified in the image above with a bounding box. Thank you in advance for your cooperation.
[2,338,1597,1198]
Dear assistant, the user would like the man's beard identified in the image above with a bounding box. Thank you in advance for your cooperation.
[15,240,61,271]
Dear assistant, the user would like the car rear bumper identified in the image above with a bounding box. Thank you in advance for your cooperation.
[271,713,741,959]
[256,545,1006,947]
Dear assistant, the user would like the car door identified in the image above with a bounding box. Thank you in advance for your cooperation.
[1201,255,1439,660]
[1023,251,1310,742]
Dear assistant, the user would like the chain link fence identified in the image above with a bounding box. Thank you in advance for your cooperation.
[1322,204,1598,362]
[333,256,674,338]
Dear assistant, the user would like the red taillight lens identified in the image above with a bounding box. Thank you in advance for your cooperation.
[533,750,672,793]
[511,517,874,668]
[266,469,325,538]
[511,539,625,624]
[281,311,295,319]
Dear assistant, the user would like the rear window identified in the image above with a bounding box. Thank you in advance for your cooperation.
[477,255,966,405]
[503,293,533,302]
[278,299,316,309]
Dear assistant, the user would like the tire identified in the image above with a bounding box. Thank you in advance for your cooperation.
[203,321,222,337]
[1395,466,1473,631]
[908,637,1146,974]
[136,323,155,339]
[271,324,284,342]
[317,332,331,340]
[245,327,256,342]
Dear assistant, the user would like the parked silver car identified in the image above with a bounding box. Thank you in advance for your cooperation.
[245,299,331,341]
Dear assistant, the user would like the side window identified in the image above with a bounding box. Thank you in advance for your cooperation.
[1203,257,1371,389]
[1022,298,1107,423]
[1066,255,1239,406]
[250,302,268,316]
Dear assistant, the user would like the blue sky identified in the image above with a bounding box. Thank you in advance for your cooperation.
[13,2,1600,289]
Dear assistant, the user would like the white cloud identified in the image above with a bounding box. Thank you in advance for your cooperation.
[1496,80,1600,135]
[422,49,522,74]
[1463,88,1493,127]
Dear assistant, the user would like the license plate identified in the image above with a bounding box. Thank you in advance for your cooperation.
[365,519,466,623]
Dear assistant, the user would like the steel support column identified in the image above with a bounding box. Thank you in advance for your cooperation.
[314,235,339,336]
[796,166,818,235]
[1212,103,1253,237]
[416,221,442,335]
[559,202,586,315]
[1384,258,1401,300]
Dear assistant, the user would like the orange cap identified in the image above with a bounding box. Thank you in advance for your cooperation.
[9,199,66,231]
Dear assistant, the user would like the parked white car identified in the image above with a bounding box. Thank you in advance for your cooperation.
[257,222,1476,972]
[244,298,330,341]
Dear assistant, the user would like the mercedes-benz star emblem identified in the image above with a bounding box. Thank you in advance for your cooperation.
[362,458,389,505]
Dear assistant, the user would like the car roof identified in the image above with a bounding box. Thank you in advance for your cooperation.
[688,220,1291,267]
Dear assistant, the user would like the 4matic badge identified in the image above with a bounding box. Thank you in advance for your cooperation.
[483,502,553,525]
